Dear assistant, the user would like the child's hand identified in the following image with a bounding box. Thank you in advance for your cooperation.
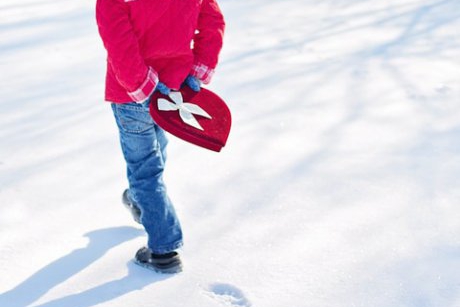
[156,82,171,95]
[183,75,201,92]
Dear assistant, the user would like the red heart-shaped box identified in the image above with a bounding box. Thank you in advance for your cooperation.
[149,86,231,152]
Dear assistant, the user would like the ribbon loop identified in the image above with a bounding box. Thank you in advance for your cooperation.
[157,91,212,131]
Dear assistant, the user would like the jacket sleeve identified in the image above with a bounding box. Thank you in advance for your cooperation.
[96,0,158,102]
[191,0,225,84]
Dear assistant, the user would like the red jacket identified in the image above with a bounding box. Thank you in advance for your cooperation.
[96,0,225,103]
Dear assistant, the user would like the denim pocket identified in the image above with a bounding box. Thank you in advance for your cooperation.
[112,102,154,134]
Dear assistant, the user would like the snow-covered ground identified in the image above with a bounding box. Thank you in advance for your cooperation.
[1,0,460,306]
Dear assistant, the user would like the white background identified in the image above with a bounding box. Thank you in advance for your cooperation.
[1,0,459,306]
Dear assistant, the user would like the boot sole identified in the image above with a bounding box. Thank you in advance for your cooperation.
[133,258,183,274]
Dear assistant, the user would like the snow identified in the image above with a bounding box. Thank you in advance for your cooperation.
[1,0,460,306]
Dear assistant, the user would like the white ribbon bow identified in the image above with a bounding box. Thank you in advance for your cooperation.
[157,91,212,131]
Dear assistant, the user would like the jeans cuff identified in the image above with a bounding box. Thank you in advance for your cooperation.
[149,240,183,254]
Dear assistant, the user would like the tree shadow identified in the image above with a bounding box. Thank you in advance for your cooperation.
[218,0,460,201]
[0,226,147,307]
[372,244,460,307]
[188,0,460,289]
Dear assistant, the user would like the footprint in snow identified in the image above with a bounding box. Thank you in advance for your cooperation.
[203,283,252,307]
[435,83,451,94]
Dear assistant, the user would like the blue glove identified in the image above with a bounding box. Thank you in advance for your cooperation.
[184,75,201,92]
[155,82,171,96]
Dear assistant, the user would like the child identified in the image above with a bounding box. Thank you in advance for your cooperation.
[96,0,225,273]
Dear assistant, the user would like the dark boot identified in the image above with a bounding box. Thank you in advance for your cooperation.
[134,247,183,274]
[122,189,141,224]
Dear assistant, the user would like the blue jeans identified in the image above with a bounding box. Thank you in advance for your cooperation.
[111,100,183,254]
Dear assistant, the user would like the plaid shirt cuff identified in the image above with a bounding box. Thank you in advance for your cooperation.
[127,67,159,103]
[190,62,215,84]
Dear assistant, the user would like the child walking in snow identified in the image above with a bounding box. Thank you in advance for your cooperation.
[96,0,225,273]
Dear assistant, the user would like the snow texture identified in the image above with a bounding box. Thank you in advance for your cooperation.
[1,0,460,306]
